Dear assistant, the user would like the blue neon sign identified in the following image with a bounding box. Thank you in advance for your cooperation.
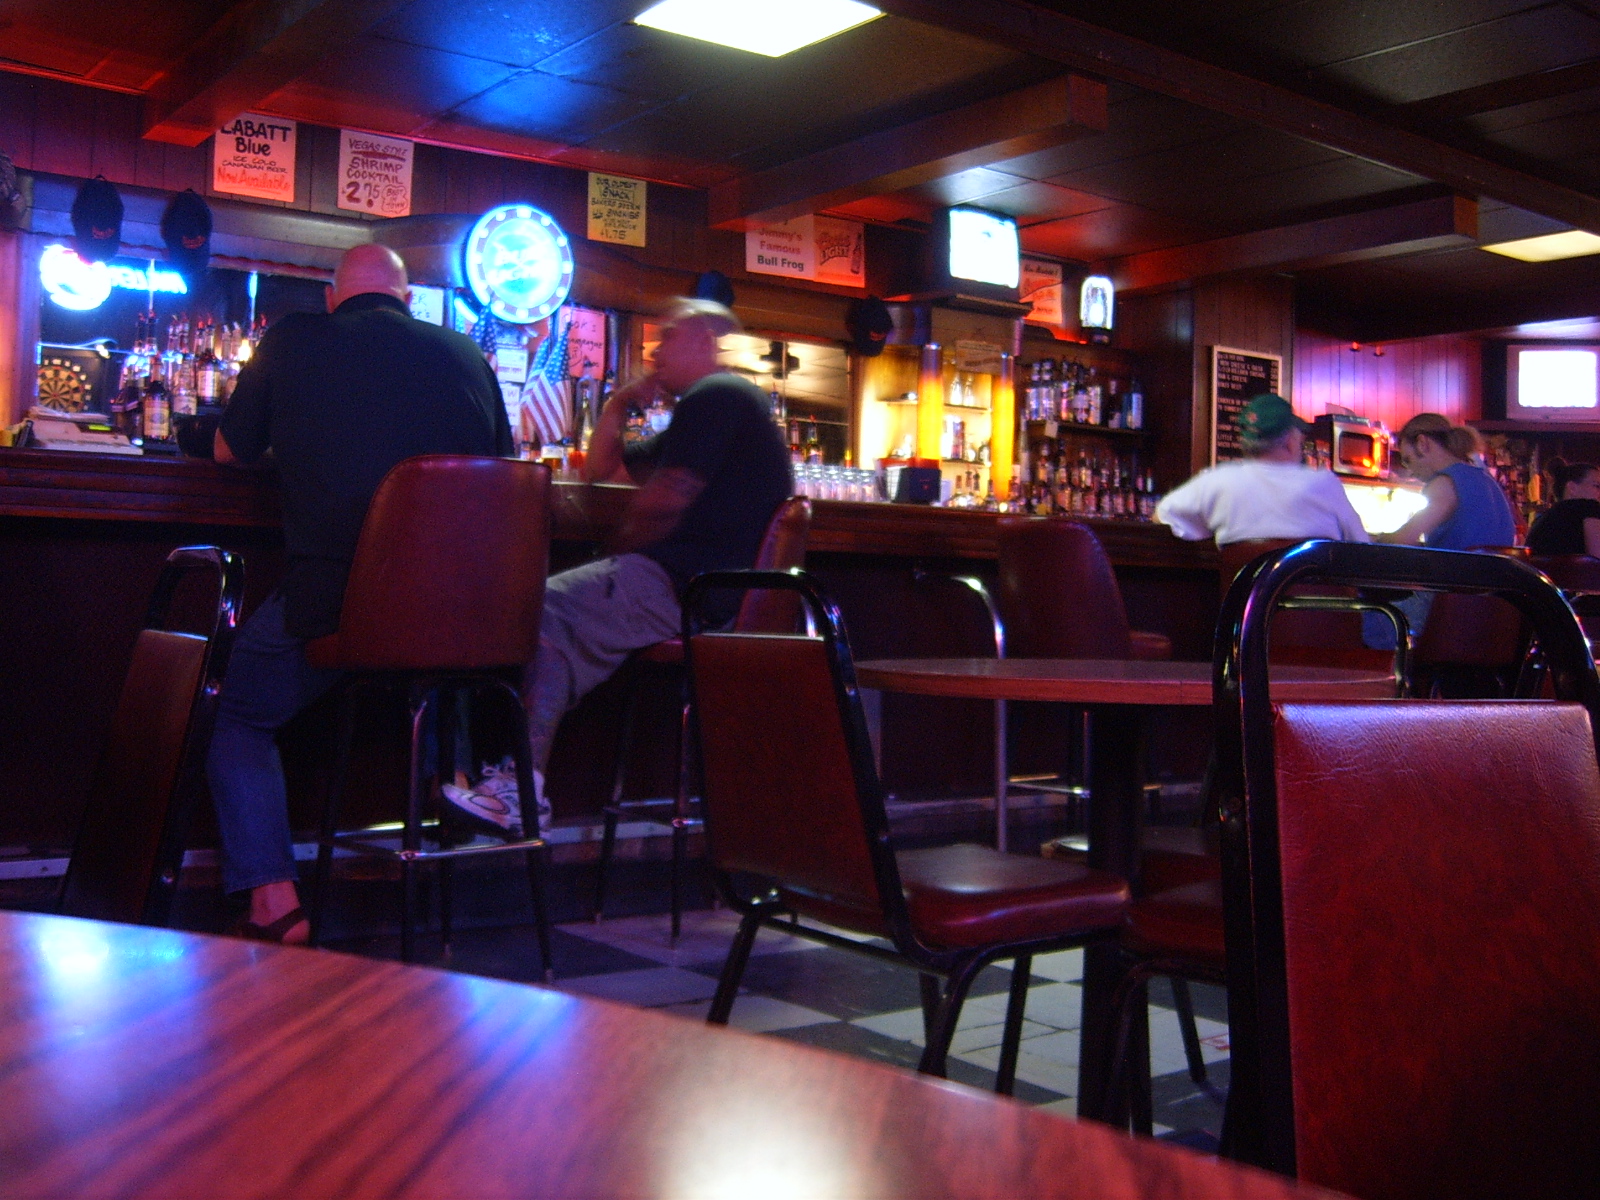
[40,243,188,311]
[463,205,574,325]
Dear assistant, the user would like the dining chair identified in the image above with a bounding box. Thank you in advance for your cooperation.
[1215,539,1600,1197]
[683,567,1131,1095]
[591,496,811,938]
[59,545,244,926]
[305,455,555,974]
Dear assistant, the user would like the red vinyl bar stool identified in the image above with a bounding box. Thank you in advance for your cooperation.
[306,455,555,973]
[684,568,1130,1096]
[60,545,244,927]
[591,497,811,938]
[938,518,1171,853]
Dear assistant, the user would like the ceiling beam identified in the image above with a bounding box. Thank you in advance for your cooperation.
[1103,194,1479,293]
[708,74,1106,230]
[1401,58,1600,122]
[1301,281,1600,344]
[143,0,410,146]
[873,0,1600,233]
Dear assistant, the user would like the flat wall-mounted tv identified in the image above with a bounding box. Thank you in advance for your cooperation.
[927,206,1020,302]
[1507,343,1600,422]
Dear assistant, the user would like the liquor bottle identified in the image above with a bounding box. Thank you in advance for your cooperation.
[196,320,218,404]
[804,421,822,465]
[142,352,171,443]
[1127,379,1144,430]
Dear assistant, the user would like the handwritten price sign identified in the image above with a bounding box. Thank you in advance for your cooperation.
[337,131,413,218]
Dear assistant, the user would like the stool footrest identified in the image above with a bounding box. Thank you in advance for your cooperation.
[327,828,546,862]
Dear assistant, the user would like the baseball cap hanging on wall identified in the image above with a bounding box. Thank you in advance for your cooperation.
[846,296,894,357]
[71,176,123,261]
[161,189,213,285]
[693,270,735,309]
[0,147,24,231]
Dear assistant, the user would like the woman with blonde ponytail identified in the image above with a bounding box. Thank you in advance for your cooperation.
[1380,413,1516,549]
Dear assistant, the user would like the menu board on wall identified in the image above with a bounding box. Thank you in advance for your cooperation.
[1211,345,1283,463]
[745,215,865,288]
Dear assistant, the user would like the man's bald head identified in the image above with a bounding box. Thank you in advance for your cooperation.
[327,243,410,312]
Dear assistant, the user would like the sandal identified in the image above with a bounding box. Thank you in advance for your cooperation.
[236,905,309,944]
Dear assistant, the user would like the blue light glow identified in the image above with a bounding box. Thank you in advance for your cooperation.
[463,204,574,325]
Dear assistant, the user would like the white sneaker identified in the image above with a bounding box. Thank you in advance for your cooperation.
[442,758,549,837]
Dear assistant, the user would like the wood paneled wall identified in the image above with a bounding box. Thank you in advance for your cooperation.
[1187,276,1297,474]
[1293,329,1481,428]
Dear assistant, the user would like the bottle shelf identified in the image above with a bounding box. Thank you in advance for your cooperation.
[1025,419,1152,441]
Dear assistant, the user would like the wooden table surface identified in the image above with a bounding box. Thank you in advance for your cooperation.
[0,911,1347,1199]
[855,658,1396,705]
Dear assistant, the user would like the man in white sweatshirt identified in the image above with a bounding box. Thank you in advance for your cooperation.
[1156,393,1369,546]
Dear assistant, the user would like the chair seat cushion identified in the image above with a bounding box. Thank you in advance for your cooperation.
[1122,879,1225,967]
[635,638,685,665]
[1128,629,1173,661]
[779,843,1129,949]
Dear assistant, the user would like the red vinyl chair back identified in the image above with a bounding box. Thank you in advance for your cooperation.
[307,455,551,671]
[995,518,1133,658]
[687,628,886,920]
[1216,540,1600,1198]
[1266,700,1600,1200]
[62,547,244,927]
[733,497,812,633]
[1218,538,1385,671]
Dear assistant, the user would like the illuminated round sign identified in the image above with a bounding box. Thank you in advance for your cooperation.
[463,204,574,325]
[39,243,188,311]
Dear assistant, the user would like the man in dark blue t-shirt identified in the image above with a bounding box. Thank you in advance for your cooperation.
[208,243,512,944]
[442,298,792,836]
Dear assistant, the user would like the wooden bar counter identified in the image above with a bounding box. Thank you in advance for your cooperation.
[0,449,1218,852]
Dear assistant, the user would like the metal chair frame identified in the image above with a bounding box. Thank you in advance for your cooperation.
[60,545,245,927]
[1215,539,1600,1175]
[309,668,554,975]
[684,568,1122,1095]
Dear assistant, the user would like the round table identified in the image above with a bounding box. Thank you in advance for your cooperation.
[0,911,1348,1198]
[853,657,1395,1121]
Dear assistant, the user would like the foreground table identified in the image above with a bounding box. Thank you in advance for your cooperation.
[0,912,1345,1199]
[854,658,1394,1122]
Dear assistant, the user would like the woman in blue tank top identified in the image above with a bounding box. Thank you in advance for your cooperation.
[1382,413,1516,550]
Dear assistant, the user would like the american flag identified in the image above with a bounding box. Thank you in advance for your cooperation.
[520,312,572,447]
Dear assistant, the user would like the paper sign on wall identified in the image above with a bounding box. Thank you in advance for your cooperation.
[212,115,297,203]
[1021,257,1065,327]
[337,130,413,217]
[565,305,607,378]
[745,215,865,288]
[587,173,647,246]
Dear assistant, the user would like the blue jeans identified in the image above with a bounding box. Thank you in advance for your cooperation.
[206,591,343,895]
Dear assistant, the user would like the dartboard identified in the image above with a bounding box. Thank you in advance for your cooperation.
[37,356,89,411]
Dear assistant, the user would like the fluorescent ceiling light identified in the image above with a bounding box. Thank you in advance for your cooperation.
[1481,230,1600,262]
[633,0,882,57]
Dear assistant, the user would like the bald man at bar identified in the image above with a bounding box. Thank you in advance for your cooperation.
[207,242,513,944]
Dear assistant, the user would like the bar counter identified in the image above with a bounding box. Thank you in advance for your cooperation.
[0,446,1215,570]
[0,448,1219,852]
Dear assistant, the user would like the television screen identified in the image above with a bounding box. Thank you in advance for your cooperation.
[1509,345,1600,420]
[947,208,1020,289]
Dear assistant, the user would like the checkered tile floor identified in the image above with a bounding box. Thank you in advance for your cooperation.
[333,907,1229,1147]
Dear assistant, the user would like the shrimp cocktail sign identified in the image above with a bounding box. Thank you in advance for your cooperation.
[338,131,414,218]
[212,115,297,203]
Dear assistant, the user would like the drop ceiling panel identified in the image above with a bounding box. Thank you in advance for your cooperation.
[531,22,768,101]
[1306,6,1600,104]
[373,0,638,69]
[262,36,523,136]
[443,68,657,144]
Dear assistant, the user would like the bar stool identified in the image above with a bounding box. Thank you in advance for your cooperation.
[306,455,555,974]
[592,496,811,937]
[61,545,244,926]
[965,518,1170,852]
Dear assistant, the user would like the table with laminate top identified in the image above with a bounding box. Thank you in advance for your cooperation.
[0,910,1348,1198]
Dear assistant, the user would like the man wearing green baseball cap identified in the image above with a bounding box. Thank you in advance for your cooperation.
[1156,393,1369,546]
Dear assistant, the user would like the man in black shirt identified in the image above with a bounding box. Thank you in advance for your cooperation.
[441,298,792,835]
[208,243,512,943]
